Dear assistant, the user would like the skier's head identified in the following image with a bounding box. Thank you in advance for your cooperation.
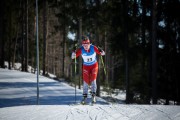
[82,36,90,44]
[82,36,90,50]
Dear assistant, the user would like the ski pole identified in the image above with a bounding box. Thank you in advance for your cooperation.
[100,55,106,76]
[100,50,111,98]
[100,55,109,88]
[98,46,106,75]
[75,56,77,103]
[74,43,77,103]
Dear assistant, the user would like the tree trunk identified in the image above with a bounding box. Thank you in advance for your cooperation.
[105,31,108,85]
[151,0,158,104]
[123,0,130,104]
[78,18,82,89]
[141,0,150,104]
[21,0,25,71]
[62,0,66,77]
[43,0,47,76]
[0,0,5,68]
[8,6,12,70]
[25,0,28,72]
[95,0,101,97]
[96,32,100,97]
[105,30,110,94]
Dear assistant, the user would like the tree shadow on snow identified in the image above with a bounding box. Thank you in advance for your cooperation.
[0,94,109,108]
[0,81,109,108]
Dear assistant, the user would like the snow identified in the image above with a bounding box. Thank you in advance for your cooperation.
[0,68,180,120]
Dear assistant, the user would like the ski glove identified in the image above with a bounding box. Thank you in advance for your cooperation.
[100,50,105,56]
[71,52,76,59]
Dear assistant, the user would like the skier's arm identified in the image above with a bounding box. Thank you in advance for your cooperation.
[94,46,105,56]
[71,48,82,59]
[75,48,82,57]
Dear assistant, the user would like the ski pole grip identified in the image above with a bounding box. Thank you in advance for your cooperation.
[98,46,103,52]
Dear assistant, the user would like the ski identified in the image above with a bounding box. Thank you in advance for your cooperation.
[70,102,95,106]
[70,94,97,106]
[81,101,87,105]
[81,96,87,105]
[90,97,96,106]
[70,99,97,106]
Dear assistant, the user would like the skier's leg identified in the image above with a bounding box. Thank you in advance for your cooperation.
[83,81,89,96]
[91,63,98,95]
[91,80,97,95]
[91,80,97,103]
[90,63,98,103]
[81,81,88,104]
[82,65,90,96]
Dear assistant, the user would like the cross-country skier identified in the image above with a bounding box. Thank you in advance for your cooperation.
[71,36,105,104]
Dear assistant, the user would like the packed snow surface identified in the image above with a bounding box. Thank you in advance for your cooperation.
[0,68,180,120]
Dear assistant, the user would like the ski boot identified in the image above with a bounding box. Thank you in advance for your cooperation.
[81,94,87,105]
[91,92,96,103]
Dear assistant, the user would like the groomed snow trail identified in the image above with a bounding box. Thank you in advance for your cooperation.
[0,68,180,120]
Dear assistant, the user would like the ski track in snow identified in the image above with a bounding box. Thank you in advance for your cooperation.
[1,105,180,120]
[0,68,180,120]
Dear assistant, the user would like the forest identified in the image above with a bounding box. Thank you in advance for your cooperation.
[0,0,180,105]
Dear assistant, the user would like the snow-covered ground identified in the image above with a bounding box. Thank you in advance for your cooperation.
[0,68,180,120]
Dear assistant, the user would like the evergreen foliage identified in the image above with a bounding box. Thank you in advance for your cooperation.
[0,0,180,104]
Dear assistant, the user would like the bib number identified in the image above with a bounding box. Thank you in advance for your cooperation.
[87,58,92,62]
